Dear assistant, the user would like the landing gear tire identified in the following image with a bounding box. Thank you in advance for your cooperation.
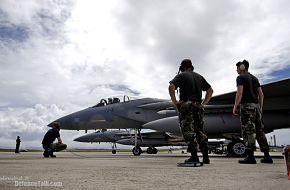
[227,140,246,157]
[112,149,116,154]
[146,147,158,154]
[146,147,154,154]
[132,146,142,156]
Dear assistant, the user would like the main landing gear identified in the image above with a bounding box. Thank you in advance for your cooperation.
[111,143,117,154]
[132,146,142,156]
[146,146,158,154]
[131,146,158,156]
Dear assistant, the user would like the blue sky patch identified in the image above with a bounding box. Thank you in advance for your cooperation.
[267,65,290,83]
[0,24,29,42]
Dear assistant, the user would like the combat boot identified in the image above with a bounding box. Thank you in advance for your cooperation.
[185,150,200,163]
[43,150,49,158]
[239,149,256,164]
[202,148,210,164]
[48,149,56,158]
[260,157,273,163]
[185,156,200,163]
[260,152,273,164]
[238,156,256,164]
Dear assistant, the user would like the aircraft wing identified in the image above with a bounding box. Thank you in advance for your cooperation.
[144,78,290,137]
[74,130,186,147]
[208,78,290,110]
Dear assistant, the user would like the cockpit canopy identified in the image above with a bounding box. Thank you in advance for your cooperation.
[92,95,130,107]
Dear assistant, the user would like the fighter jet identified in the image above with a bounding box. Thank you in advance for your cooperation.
[49,78,290,156]
[74,129,185,155]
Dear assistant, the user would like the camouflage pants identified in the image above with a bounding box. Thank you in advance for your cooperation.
[43,143,67,152]
[178,101,208,152]
[240,103,269,152]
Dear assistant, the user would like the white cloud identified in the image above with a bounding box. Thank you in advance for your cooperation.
[0,0,290,149]
[0,104,63,147]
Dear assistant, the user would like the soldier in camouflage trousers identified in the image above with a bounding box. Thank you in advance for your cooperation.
[240,103,269,153]
[179,101,208,154]
[169,59,213,164]
[233,60,273,164]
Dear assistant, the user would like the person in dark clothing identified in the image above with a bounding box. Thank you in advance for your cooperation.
[233,60,273,164]
[169,59,213,164]
[42,122,67,158]
[15,136,21,153]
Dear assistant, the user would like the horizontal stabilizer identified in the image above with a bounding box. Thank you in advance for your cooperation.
[209,78,290,107]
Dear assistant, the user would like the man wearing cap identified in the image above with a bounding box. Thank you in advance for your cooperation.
[233,60,273,164]
[169,59,213,164]
[42,122,67,158]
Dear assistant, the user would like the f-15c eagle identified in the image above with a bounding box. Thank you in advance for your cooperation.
[49,78,290,156]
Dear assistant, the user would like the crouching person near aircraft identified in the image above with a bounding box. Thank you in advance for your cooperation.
[233,60,273,164]
[42,122,67,158]
[169,59,213,164]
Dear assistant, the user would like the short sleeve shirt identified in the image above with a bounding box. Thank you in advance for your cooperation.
[170,71,211,102]
[236,73,260,104]
[42,128,60,145]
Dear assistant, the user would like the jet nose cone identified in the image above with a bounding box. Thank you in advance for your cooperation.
[47,122,53,128]
[74,136,84,142]
[74,133,95,142]
[48,116,70,129]
[47,119,64,128]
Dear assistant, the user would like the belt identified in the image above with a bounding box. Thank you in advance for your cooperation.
[185,99,201,103]
[240,103,259,108]
[182,100,201,104]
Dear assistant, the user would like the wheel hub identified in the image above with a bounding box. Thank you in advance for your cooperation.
[233,142,246,155]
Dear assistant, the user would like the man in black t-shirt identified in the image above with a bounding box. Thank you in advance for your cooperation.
[169,59,213,164]
[233,60,273,164]
[42,122,67,158]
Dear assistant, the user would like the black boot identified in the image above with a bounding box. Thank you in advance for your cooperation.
[260,151,273,164]
[239,149,256,164]
[202,148,210,164]
[185,150,200,163]
[43,150,49,158]
[48,149,56,158]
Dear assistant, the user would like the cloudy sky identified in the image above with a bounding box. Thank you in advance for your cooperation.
[1,0,290,150]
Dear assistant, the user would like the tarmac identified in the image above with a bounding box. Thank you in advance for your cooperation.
[0,151,289,190]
